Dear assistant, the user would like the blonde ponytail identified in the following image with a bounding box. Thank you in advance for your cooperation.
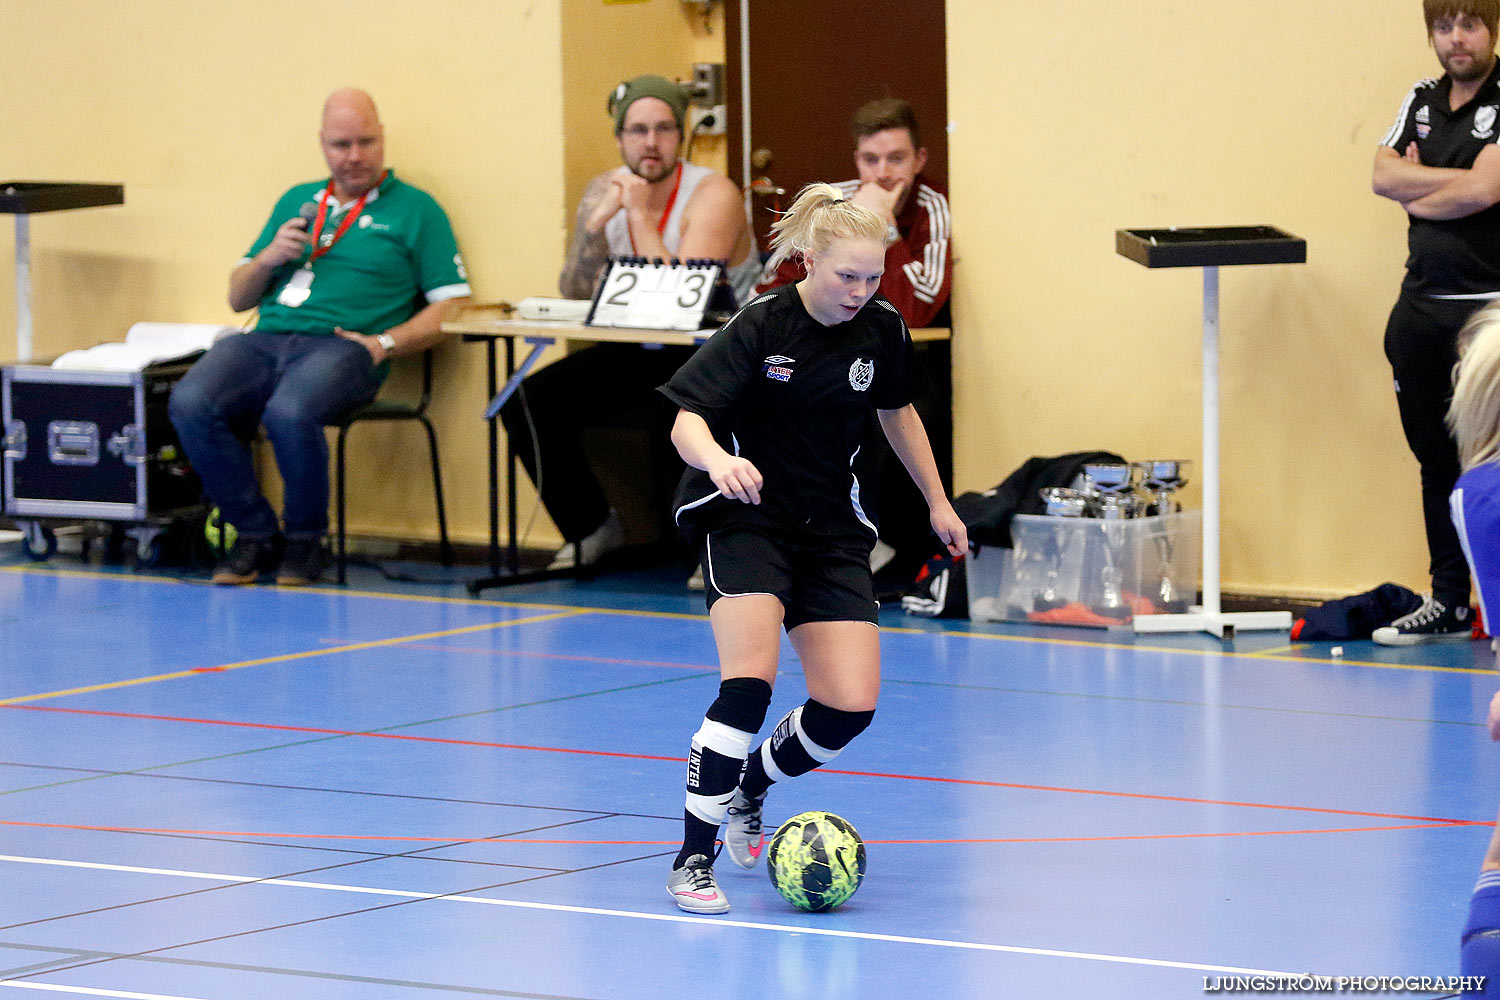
[1450,301,1500,469]
[766,182,889,272]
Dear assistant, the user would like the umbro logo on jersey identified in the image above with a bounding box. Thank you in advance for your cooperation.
[763,355,795,382]
[1475,105,1498,139]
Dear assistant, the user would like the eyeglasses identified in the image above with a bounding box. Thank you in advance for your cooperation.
[621,123,680,140]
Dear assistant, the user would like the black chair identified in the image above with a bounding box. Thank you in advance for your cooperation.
[330,348,452,584]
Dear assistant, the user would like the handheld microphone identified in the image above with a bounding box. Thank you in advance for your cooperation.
[295,201,318,230]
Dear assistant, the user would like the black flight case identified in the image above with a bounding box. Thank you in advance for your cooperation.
[1,359,203,562]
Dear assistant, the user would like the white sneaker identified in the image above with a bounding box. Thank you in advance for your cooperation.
[548,509,625,570]
[1372,595,1473,646]
[666,854,729,913]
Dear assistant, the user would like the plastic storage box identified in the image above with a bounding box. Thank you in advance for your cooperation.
[968,510,1201,627]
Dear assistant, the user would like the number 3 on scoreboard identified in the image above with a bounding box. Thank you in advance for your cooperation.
[677,272,707,309]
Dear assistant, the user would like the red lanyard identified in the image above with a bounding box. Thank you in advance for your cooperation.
[309,171,386,263]
[627,163,684,252]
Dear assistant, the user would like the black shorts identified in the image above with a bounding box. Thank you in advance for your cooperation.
[700,525,878,629]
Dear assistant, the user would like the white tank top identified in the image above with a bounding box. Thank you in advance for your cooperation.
[603,162,760,307]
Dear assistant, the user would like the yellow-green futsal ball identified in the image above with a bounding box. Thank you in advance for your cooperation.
[766,810,866,912]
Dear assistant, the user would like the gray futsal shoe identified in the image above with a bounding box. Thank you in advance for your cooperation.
[667,854,730,913]
[724,789,766,869]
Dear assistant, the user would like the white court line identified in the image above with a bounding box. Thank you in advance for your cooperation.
[1,854,1301,978]
[0,984,209,999]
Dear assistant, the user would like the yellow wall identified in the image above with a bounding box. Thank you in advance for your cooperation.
[0,0,567,548]
[947,0,1439,599]
[560,0,727,224]
[0,0,1457,597]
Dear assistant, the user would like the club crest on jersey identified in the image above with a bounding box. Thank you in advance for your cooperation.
[1475,105,1498,139]
[848,357,874,391]
[763,355,795,382]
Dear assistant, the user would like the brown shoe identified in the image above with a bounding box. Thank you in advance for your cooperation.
[276,539,327,586]
[211,536,280,585]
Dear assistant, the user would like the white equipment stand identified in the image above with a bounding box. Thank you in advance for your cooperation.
[1116,226,1306,639]
[1,183,124,361]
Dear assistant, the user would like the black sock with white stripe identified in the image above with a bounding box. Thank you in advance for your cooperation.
[675,677,773,869]
[738,699,875,800]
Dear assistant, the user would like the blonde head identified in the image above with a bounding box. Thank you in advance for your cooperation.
[766,182,889,272]
[1448,300,1500,468]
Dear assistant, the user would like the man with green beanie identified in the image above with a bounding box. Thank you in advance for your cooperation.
[506,74,759,570]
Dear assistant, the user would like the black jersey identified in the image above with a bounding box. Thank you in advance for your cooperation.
[659,283,924,542]
[1382,60,1500,297]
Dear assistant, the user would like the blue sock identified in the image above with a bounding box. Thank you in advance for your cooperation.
[1462,871,1500,995]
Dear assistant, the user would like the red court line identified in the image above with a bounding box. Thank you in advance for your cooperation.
[0,818,1483,846]
[3,703,1477,826]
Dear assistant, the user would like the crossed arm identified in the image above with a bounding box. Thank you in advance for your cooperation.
[1373,142,1500,219]
[559,169,749,299]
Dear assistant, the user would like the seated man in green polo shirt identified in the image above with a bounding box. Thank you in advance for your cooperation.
[169,88,471,585]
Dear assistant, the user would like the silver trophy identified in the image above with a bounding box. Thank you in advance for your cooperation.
[1081,463,1137,515]
[1134,459,1190,516]
[1081,465,1139,618]
[1034,487,1088,611]
[1133,460,1191,613]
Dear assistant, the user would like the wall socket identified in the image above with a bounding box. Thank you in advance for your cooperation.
[689,104,727,137]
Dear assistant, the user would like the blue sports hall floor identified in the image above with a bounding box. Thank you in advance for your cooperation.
[0,544,1495,999]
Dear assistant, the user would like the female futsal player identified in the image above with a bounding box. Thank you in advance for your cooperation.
[657,183,967,913]
[1450,302,1500,989]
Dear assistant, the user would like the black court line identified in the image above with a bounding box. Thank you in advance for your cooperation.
[885,677,1493,729]
[0,812,631,935]
[1,847,674,991]
[0,670,714,800]
[0,941,598,998]
[0,759,682,823]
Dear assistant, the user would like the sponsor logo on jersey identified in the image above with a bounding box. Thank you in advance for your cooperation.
[763,355,795,382]
[848,357,874,391]
[1474,105,1498,139]
[1418,123,1431,139]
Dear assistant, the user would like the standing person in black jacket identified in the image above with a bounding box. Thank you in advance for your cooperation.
[1370,0,1500,644]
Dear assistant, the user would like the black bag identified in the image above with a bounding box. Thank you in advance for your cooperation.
[900,451,1126,617]
[954,450,1126,549]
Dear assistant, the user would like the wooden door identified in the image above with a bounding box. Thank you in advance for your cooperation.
[724,0,948,248]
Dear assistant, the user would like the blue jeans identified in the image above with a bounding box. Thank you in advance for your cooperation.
[168,332,382,540]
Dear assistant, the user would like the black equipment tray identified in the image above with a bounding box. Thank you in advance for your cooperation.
[1115,226,1306,268]
[0,182,125,215]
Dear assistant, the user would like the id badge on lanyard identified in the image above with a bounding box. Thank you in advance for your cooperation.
[275,173,384,310]
[278,266,314,308]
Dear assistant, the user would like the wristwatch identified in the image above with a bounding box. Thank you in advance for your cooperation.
[376,332,397,354]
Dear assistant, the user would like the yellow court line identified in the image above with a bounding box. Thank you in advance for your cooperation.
[0,610,583,706]
[879,623,1496,675]
[4,563,1490,675]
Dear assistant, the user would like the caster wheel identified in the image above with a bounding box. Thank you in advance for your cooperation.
[21,523,56,562]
